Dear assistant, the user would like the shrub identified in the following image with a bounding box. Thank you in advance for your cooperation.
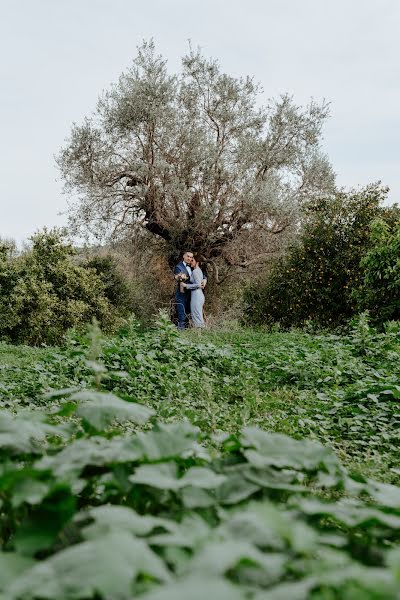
[243,184,397,328]
[0,229,121,345]
[84,254,133,315]
[355,218,400,323]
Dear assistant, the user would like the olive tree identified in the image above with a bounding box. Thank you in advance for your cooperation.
[58,40,335,271]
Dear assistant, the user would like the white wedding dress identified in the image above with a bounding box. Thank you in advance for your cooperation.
[184,267,205,328]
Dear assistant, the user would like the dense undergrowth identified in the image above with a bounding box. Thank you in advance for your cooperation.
[2,313,398,482]
[0,315,399,598]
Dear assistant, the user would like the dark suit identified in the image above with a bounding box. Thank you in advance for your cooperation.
[174,261,192,329]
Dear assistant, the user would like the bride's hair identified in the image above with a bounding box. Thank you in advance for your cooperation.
[193,253,204,266]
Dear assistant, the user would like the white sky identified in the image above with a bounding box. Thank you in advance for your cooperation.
[1,0,399,244]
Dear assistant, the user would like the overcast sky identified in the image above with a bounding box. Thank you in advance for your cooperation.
[1,0,399,244]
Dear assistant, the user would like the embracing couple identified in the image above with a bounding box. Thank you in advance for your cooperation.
[174,251,207,330]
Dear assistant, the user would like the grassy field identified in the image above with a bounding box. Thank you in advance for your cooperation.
[1,315,399,484]
[1,316,400,598]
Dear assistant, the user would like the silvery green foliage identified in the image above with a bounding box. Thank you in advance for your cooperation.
[1,323,400,597]
[58,40,335,264]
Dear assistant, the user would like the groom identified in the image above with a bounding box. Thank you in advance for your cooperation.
[174,251,194,330]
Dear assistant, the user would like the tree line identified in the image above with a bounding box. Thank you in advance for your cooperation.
[1,41,399,343]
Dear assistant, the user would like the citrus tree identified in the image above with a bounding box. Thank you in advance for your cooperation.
[355,217,400,323]
[244,184,395,327]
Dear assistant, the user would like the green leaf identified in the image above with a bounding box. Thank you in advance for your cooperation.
[7,532,171,599]
[254,577,316,600]
[13,512,61,557]
[11,478,50,508]
[216,467,260,505]
[241,427,340,475]
[387,546,400,582]
[188,540,286,586]
[181,487,215,508]
[244,465,305,492]
[179,466,226,489]
[36,425,207,486]
[0,553,35,591]
[130,463,225,491]
[43,387,81,400]
[76,505,175,539]
[222,500,316,553]
[130,463,182,490]
[71,390,154,429]
[256,565,398,598]
[318,564,397,597]
[35,436,138,481]
[366,479,400,508]
[149,514,210,549]
[14,485,76,556]
[298,498,400,529]
[126,422,207,462]
[140,576,245,600]
[0,410,61,455]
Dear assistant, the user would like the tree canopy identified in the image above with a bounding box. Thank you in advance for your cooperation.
[58,40,335,267]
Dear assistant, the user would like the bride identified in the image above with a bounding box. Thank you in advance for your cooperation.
[182,254,206,328]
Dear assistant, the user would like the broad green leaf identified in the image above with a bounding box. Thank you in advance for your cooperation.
[14,485,76,556]
[11,478,50,508]
[0,467,50,503]
[255,577,316,600]
[0,553,35,591]
[43,387,81,400]
[241,427,340,475]
[222,501,316,553]
[216,467,260,505]
[149,514,210,549]
[387,546,400,582]
[36,426,208,486]
[130,463,225,491]
[0,410,61,455]
[162,547,191,576]
[125,422,208,462]
[71,390,154,429]
[244,465,305,492]
[181,486,215,508]
[14,513,63,557]
[222,502,288,550]
[76,505,175,539]
[7,532,171,599]
[140,576,245,600]
[366,479,400,508]
[35,436,138,480]
[258,566,397,598]
[298,498,400,529]
[130,463,181,490]
[188,540,286,586]
[303,546,353,572]
[179,466,226,489]
[318,564,397,595]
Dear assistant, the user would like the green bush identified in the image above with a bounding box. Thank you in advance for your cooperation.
[354,218,400,324]
[0,229,121,345]
[84,254,133,314]
[244,184,398,328]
